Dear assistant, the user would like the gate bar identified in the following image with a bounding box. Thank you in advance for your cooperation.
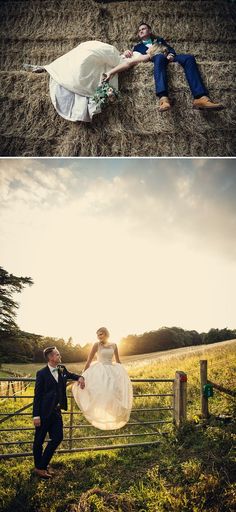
[0,440,162,459]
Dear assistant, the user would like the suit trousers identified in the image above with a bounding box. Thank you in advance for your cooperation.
[33,409,63,469]
[153,53,208,98]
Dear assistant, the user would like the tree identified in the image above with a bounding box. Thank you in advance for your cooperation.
[0,266,33,333]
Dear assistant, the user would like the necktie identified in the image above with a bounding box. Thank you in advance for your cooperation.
[51,367,59,382]
[143,38,153,46]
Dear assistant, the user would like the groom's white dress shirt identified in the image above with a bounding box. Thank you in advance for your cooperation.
[48,364,59,382]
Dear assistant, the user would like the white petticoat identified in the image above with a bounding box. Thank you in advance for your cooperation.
[72,362,133,430]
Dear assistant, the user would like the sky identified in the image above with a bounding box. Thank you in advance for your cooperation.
[0,158,235,345]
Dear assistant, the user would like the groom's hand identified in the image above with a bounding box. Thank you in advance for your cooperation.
[123,50,133,58]
[33,417,41,427]
[78,376,85,389]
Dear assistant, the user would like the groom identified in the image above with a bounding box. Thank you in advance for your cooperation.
[33,346,85,478]
[125,22,224,112]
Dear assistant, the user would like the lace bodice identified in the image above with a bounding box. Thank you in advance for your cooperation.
[97,343,115,365]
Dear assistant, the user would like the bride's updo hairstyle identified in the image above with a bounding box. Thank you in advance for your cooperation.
[96,327,110,341]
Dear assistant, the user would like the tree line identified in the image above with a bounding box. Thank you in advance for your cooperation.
[0,266,235,363]
[0,326,235,364]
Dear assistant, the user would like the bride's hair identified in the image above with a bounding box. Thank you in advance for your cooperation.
[96,327,110,338]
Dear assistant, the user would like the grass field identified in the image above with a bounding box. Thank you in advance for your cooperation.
[2,338,236,377]
[0,341,235,511]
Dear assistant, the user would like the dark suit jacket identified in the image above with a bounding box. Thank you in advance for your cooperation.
[33,365,81,418]
[133,37,176,57]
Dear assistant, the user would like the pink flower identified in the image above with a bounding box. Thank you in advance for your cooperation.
[107,88,115,97]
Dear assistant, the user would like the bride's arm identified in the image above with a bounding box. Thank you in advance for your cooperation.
[83,342,98,371]
[105,53,150,82]
[114,344,121,364]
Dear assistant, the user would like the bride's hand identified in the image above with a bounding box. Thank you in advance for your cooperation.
[102,72,113,83]
[78,376,85,389]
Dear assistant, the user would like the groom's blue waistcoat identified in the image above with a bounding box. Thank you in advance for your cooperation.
[133,37,176,56]
[33,365,79,418]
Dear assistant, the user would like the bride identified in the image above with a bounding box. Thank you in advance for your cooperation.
[72,327,133,430]
[26,40,150,122]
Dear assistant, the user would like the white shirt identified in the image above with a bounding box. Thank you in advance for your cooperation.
[48,363,59,382]
[143,39,153,48]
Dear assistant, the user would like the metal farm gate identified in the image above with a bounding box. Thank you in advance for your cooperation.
[0,373,187,460]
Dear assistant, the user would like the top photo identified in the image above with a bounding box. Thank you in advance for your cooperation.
[0,0,235,157]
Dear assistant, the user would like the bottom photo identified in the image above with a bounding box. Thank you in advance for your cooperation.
[0,158,235,512]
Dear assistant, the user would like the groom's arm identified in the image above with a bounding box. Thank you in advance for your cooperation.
[133,43,147,55]
[61,366,85,388]
[157,36,176,59]
[60,365,81,380]
[133,38,176,58]
[33,371,44,423]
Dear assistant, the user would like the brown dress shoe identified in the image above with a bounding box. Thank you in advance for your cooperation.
[33,468,52,479]
[193,96,224,110]
[159,96,171,112]
[47,465,56,475]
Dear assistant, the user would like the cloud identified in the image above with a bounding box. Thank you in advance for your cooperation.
[1,158,236,261]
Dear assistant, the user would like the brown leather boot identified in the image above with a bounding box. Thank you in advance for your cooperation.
[33,468,52,479]
[193,96,224,110]
[159,96,171,112]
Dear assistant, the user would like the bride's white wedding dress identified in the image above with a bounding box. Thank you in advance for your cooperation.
[72,343,133,429]
[44,40,141,122]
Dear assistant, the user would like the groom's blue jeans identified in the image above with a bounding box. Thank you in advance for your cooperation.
[153,53,208,98]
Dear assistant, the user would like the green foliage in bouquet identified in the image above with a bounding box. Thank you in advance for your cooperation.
[92,80,120,110]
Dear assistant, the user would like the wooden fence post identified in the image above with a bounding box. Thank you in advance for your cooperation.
[200,360,209,419]
[69,392,74,451]
[11,382,16,401]
[173,371,187,427]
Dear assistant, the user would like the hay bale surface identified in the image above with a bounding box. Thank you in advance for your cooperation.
[0,0,236,156]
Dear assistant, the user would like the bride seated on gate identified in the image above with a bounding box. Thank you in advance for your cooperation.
[24,40,150,122]
[72,327,133,430]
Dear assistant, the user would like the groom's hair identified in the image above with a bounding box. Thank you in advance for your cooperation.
[138,22,152,31]
[43,346,56,361]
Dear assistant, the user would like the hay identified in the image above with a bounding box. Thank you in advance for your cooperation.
[0,0,236,156]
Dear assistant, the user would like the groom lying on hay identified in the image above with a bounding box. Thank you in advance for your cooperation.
[124,22,224,113]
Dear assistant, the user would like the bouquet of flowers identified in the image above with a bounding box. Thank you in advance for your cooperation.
[91,75,120,111]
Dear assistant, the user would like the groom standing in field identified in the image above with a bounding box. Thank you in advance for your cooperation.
[124,22,224,112]
[33,346,85,478]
